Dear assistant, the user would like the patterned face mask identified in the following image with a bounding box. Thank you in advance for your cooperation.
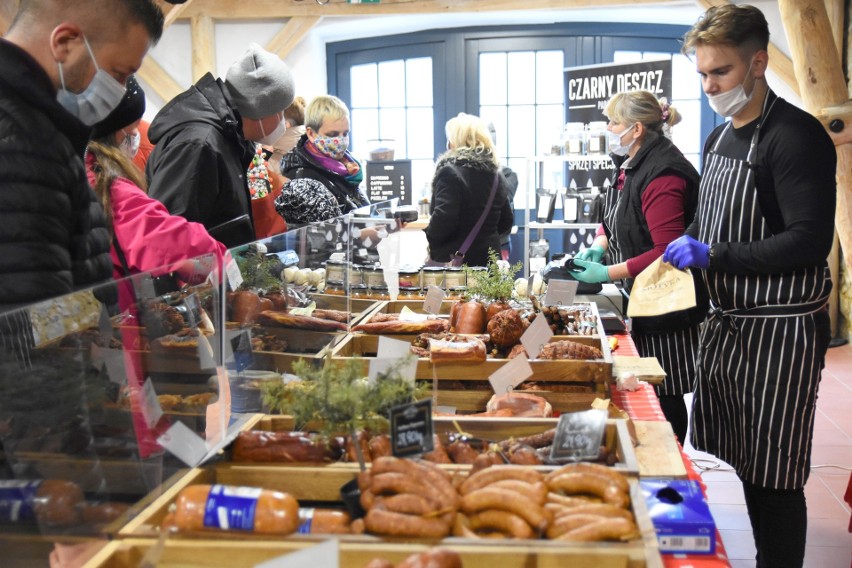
[313,134,349,160]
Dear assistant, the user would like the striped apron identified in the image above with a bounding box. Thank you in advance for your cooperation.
[604,169,699,398]
[692,97,831,490]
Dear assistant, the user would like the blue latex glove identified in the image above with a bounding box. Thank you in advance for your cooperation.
[575,244,606,263]
[663,235,710,270]
[569,258,611,283]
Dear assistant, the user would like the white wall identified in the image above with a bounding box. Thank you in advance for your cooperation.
[138,2,803,120]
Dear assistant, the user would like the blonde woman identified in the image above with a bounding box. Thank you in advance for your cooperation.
[425,113,513,267]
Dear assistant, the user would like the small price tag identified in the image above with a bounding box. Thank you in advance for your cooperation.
[488,355,533,394]
[398,306,428,322]
[390,399,434,457]
[544,279,579,306]
[182,293,201,328]
[157,421,208,467]
[225,254,243,291]
[369,336,417,384]
[140,377,163,428]
[423,285,446,315]
[197,334,217,371]
[102,348,127,385]
[550,409,608,461]
[254,539,339,568]
[520,313,554,359]
[229,330,254,372]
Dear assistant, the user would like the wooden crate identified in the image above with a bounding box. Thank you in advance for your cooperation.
[86,538,663,568]
[247,415,639,477]
[115,465,660,567]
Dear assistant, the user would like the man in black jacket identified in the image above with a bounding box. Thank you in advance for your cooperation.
[146,43,295,248]
[0,0,163,312]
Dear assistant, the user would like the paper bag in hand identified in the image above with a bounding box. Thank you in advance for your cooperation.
[627,257,696,317]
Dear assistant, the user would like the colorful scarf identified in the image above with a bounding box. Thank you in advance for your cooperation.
[305,139,363,186]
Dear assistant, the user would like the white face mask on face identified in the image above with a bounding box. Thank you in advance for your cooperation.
[56,35,126,126]
[120,130,141,159]
[255,114,286,146]
[607,123,637,156]
[708,59,755,118]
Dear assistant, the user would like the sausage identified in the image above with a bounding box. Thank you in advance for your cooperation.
[397,549,463,568]
[555,516,638,542]
[498,428,557,452]
[360,489,376,511]
[345,430,372,463]
[545,462,630,494]
[352,319,449,334]
[469,451,505,474]
[423,435,452,464]
[232,431,341,463]
[546,513,608,539]
[461,487,548,533]
[259,310,348,331]
[446,440,479,464]
[370,473,443,510]
[363,560,394,568]
[30,479,84,527]
[363,509,451,538]
[172,484,299,534]
[548,502,634,522]
[489,480,547,505]
[546,492,598,508]
[80,501,130,525]
[368,434,392,460]
[459,466,542,496]
[370,458,458,511]
[413,460,460,511]
[467,510,534,539]
[297,508,351,534]
[374,494,439,516]
[546,472,629,509]
[507,444,543,466]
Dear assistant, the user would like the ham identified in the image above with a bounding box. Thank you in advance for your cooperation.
[486,392,553,418]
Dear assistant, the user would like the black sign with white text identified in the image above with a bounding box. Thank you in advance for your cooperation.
[366,160,412,206]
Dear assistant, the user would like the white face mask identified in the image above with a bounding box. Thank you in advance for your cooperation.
[707,60,755,118]
[607,123,637,156]
[56,35,126,126]
[255,114,287,146]
[120,130,141,159]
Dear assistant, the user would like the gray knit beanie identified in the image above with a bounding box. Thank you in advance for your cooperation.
[225,43,295,120]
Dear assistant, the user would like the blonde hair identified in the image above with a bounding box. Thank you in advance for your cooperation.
[681,4,769,56]
[305,95,349,132]
[604,90,681,135]
[445,113,498,166]
[284,96,306,127]
[87,139,147,239]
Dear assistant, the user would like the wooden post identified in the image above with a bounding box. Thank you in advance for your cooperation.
[191,15,216,83]
[779,0,851,337]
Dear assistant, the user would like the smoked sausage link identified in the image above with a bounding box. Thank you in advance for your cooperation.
[173,484,299,534]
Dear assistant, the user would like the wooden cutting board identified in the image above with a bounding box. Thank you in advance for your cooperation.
[633,420,688,478]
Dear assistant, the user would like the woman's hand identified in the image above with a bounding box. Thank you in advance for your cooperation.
[574,244,606,263]
[568,258,611,283]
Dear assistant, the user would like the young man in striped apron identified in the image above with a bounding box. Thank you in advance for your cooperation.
[663,5,836,567]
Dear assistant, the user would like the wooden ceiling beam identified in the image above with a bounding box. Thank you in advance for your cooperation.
[136,55,184,104]
[191,14,216,82]
[266,16,322,59]
[176,0,685,19]
[162,0,195,28]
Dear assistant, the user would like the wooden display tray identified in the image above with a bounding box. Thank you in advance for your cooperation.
[115,462,660,567]
[246,415,639,477]
[86,537,663,568]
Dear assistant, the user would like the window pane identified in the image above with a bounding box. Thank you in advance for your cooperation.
[536,51,565,104]
[379,107,406,154]
[536,104,564,157]
[480,52,507,105]
[406,58,433,106]
[378,60,405,107]
[507,157,528,208]
[670,98,701,155]
[479,106,508,159]
[508,105,535,158]
[351,64,378,108]
[412,159,436,203]
[508,52,536,105]
[406,107,434,159]
[672,53,701,100]
[613,51,641,63]
[351,108,378,160]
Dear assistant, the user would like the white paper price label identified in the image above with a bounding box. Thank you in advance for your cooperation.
[544,279,579,306]
[157,421,208,467]
[488,355,534,394]
[254,539,339,568]
[140,377,163,428]
[520,314,554,359]
[224,254,243,291]
[398,306,428,322]
[423,285,446,315]
[102,348,127,385]
[369,337,417,384]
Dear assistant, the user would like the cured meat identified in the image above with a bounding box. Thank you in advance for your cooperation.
[259,310,347,332]
[312,309,351,323]
[538,340,602,360]
[352,319,449,334]
[487,309,525,348]
[486,392,553,418]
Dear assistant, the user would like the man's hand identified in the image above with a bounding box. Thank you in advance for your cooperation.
[574,244,605,263]
[569,258,611,283]
[663,235,710,270]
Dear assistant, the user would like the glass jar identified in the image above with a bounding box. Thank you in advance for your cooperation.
[444,267,465,289]
[368,285,390,301]
[446,286,468,300]
[325,280,345,296]
[324,260,347,285]
[397,267,422,289]
[362,265,385,288]
[422,267,445,289]
[466,266,488,289]
[563,122,586,156]
[348,264,363,287]
[586,121,608,155]
[350,284,368,299]
[398,286,423,300]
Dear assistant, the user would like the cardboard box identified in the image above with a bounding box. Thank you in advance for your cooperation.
[640,479,716,555]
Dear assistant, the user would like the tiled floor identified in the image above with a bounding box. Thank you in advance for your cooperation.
[682,343,852,567]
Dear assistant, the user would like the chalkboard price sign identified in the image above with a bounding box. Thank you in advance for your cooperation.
[550,409,608,461]
[390,399,434,457]
[366,160,413,206]
[230,330,254,373]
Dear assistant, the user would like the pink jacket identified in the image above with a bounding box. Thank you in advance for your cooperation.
[86,154,227,280]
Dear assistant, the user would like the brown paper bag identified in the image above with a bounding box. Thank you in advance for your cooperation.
[627,256,696,317]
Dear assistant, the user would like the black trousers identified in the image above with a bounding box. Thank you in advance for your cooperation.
[742,480,807,568]
[657,394,688,444]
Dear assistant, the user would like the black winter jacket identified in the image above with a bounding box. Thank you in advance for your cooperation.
[278,134,369,219]
[426,148,513,266]
[0,39,112,313]
[146,73,256,248]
